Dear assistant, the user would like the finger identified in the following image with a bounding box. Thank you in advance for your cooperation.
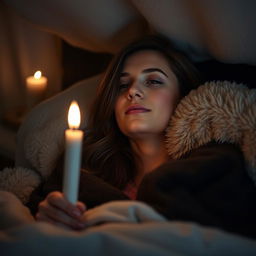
[38,202,85,230]
[36,211,57,225]
[47,192,82,219]
[36,212,82,230]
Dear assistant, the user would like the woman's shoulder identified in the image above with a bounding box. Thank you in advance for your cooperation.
[137,141,256,238]
[140,141,250,189]
[183,141,244,161]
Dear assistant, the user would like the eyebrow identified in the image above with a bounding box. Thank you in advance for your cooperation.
[120,68,168,78]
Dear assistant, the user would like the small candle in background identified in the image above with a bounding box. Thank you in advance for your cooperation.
[63,101,84,204]
[26,71,47,108]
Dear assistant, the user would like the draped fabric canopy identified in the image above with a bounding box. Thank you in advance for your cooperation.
[1,0,256,113]
[4,0,256,64]
[0,2,62,115]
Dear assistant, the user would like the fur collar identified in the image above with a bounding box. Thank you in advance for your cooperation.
[166,81,256,185]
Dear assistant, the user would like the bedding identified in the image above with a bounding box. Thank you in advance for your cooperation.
[1,191,256,256]
[26,141,255,239]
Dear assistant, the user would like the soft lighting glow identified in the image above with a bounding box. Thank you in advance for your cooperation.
[68,101,81,129]
[34,71,42,79]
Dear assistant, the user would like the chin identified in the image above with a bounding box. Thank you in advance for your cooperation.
[123,125,148,136]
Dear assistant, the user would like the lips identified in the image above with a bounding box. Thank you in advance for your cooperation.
[125,105,151,115]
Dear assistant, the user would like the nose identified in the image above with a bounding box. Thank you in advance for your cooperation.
[127,82,143,100]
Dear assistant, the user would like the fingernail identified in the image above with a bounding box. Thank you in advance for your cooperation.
[81,205,86,212]
[72,210,81,217]
[77,222,85,229]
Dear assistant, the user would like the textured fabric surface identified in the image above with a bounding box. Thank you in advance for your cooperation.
[28,141,256,238]
[137,142,256,238]
[0,191,34,230]
[0,167,41,203]
[1,192,256,256]
[166,81,256,183]
[4,0,256,64]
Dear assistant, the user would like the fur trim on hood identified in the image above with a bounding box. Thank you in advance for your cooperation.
[0,81,255,204]
[166,81,256,184]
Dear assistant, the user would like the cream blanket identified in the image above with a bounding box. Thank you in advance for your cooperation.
[1,191,256,256]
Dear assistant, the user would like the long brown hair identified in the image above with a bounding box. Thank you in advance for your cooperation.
[82,35,202,189]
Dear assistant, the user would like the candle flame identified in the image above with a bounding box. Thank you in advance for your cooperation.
[34,71,42,79]
[68,101,81,129]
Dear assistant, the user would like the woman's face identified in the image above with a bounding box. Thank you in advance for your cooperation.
[115,50,180,139]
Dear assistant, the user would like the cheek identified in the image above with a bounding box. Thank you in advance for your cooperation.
[155,92,178,131]
[154,90,179,115]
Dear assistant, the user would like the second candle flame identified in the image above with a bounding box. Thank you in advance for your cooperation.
[68,101,81,129]
[34,71,42,79]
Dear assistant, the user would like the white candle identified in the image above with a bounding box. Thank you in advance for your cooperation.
[26,71,47,108]
[63,101,84,204]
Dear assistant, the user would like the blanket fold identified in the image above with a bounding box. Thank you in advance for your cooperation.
[1,192,256,256]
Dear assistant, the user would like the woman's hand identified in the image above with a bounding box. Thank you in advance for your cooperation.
[36,191,86,230]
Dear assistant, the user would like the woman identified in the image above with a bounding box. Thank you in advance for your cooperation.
[34,35,256,237]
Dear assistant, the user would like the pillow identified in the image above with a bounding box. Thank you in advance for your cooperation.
[16,74,101,170]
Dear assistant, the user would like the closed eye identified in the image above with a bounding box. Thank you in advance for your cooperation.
[119,82,130,91]
[145,79,163,87]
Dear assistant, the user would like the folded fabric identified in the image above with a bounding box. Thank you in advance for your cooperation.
[0,191,34,230]
[1,194,256,256]
[82,200,166,228]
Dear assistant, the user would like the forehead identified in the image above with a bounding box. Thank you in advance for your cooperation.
[122,50,171,72]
